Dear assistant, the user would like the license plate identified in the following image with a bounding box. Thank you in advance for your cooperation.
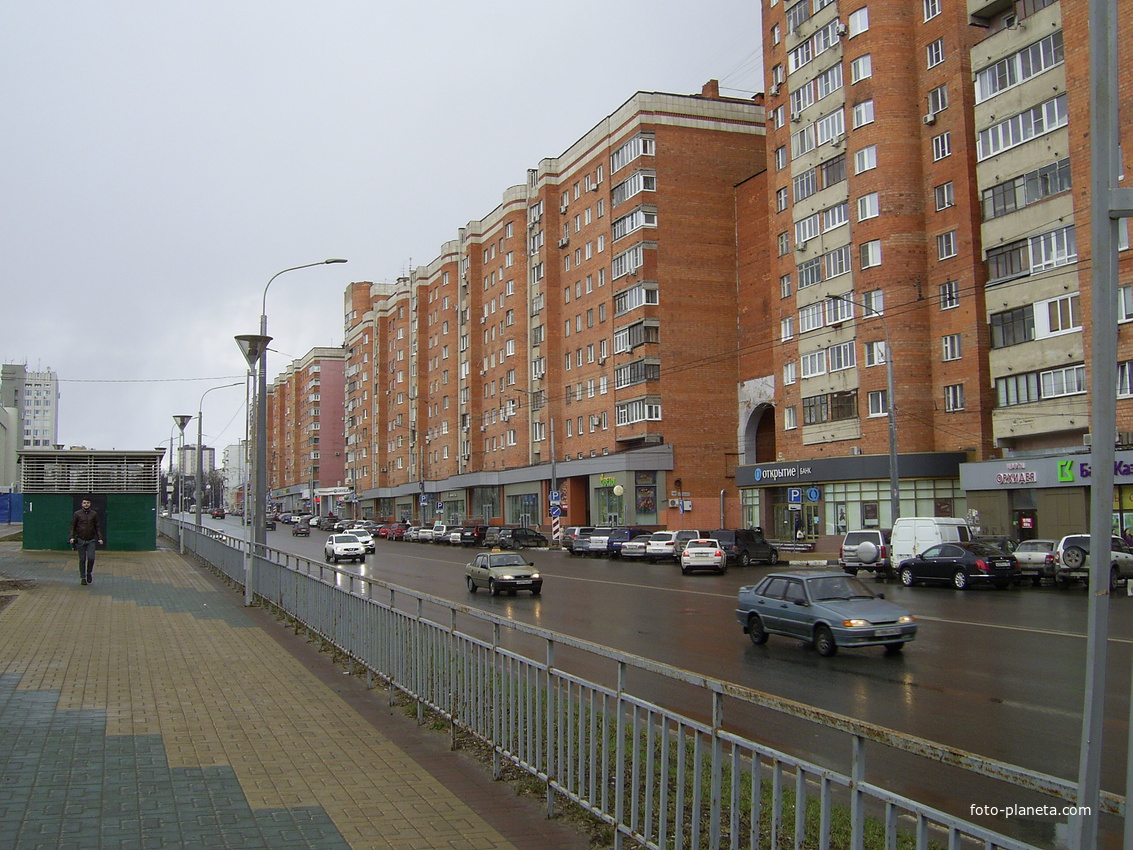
[515,580,532,586]
[874,628,900,637]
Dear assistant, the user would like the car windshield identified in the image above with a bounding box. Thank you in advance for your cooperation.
[965,542,1011,556]
[489,554,527,567]
[807,575,875,601]
[1018,540,1053,552]
[649,533,673,542]
[338,535,359,543]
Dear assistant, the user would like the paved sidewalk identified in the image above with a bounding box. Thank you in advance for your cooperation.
[0,541,593,850]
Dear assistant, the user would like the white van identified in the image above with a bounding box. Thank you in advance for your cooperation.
[890,517,972,564]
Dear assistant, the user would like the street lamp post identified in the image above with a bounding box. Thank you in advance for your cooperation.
[172,415,192,516]
[235,334,272,606]
[254,259,347,553]
[834,294,900,525]
[194,382,242,528]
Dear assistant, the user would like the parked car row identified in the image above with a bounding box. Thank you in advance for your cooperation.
[564,525,780,569]
[839,519,1133,592]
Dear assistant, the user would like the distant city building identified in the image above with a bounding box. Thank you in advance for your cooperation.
[1,364,60,449]
[222,442,248,509]
[178,444,216,477]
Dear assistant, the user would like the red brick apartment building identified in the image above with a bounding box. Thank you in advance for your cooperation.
[740,0,1133,548]
[341,85,766,530]
[266,348,346,515]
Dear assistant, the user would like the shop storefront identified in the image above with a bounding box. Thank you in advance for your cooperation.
[735,453,968,546]
[588,472,661,527]
[960,450,1133,540]
[503,483,542,528]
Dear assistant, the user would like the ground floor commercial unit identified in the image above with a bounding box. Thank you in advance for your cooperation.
[960,450,1133,542]
[354,444,686,534]
[734,452,970,551]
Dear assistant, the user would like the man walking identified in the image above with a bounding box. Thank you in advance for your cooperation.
[69,498,103,585]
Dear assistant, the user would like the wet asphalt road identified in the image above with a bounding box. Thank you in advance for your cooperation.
[207,517,1131,846]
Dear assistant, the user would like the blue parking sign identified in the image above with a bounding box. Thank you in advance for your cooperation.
[787,487,802,503]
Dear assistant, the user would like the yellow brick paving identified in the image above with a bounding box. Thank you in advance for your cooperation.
[0,542,588,849]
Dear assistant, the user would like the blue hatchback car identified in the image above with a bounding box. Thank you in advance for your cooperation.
[735,570,917,657]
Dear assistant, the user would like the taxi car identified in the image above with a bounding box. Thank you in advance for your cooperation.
[466,550,543,596]
[736,570,916,657]
[680,538,727,574]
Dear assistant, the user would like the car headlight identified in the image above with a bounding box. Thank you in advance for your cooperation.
[530,572,540,579]
[842,619,869,628]
[498,574,514,580]
[898,615,915,624]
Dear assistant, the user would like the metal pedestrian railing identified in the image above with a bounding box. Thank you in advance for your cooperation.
[161,519,1118,849]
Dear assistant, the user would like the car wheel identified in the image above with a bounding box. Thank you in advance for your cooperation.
[1031,576,1042,587]
[531,586,542,596]
[952,570,969,590]
[717,564,727,574]
[1111,566,1121,592]
[900,567,915,587]
[740,552,751,567]
[325,552,331,562]
[489,579,500,597]
[466,575,478,593]
[680,565,689,575]
[767,549,780,565]
[747,614,769,645]
[883,642,904,655]
[332,554,340,564]
[814,625,837,657]
[1063,546,1087,569]
[883,568,897,581]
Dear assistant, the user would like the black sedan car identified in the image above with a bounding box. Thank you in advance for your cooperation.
[496,527,549,549]
[898,541,1020,590]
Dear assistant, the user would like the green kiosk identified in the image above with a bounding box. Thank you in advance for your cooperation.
[18,449,165,551]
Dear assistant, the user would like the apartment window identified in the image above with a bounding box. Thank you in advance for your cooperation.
[990,305,1035,348]
[937,231,957,260]
[854,145,877,174]
[935,182,955,210]
[789,40,813,74]
[611,133,655,172]
[771,23,781,45]
[825,245,852,279]
[864,341,887,366]
[977,94,1068,161]
[1120,362,1133,397]
[981,159,1071,220]
[793,168,817,202]
[850,54,872,83]
[801,350,827,378]
[828,341,856,372]
[816,109,846,145]
[857,192,879,221]
[773,105,787,129]
[775,146,788,170]
[939,280,960,309]
[996,372,1042,407]
[816,64,843,100]
[860,240,882,269]
[803,394,829,425]
[852,100,875,128]
[778,232,791,256]
[1040,293,1081,335]
[821,153,846,188]
[784,361,797,385]
[932,132,952,161]
[928,85,949,115]
[942,334,962,361]
[786,0,811,31]
[924,0,941,19]
[798,257,823,288]
[791,80,816,118]
[776,187,789,212]
[784,406,798,430]
[944,384,965,412]
[848,7,869,36]
[987,240,1029,282]
[926,38,945,68]
[975,31,1064,103]
[868,390,888,417]
[1121,284,1133,322]
[796,213,820,244]
[781,317,795,341]
[800,302,825,334]
[792,124,816,158]
[826,293,854,324]
[1030,225,1077,272]
[1041,364,1086,398]
[780,274,792,298]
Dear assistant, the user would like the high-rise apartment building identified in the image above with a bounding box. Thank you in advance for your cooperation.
[266,347,347,514]
[343,84,765,529]
[1,364,60,449]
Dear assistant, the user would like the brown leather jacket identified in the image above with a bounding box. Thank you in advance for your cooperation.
[70,508,102,541]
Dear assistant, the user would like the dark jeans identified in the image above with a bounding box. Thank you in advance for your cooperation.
[75,538,97,577]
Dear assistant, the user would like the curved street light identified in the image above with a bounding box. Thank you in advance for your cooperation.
[194,382,243,528]
[249,260,347,563]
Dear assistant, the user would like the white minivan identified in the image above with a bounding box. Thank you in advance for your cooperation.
[890,517,972,564]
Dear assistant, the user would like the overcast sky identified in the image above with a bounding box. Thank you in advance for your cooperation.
[1,1,761,466]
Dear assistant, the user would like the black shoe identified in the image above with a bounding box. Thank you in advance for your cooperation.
[86,574,93,585]
[81,578,88,585]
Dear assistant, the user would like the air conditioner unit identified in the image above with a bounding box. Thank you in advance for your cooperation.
[923,113,937,125]
[850,446,863,455]
[668,499,680,508]
[559,205,568,214]
[836,22,848,35]
[830,135,843,148]
[597,356,607,365]
[558,237,569,248]
[769,83,780,95]
[795,241,808,252]
[479,369,487,376]
[380,467,387,473]
[590,183,600,192]
[791,115,801,123]
[462,453,470,460]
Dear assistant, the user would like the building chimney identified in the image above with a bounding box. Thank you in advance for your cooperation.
[700,79,721,99]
